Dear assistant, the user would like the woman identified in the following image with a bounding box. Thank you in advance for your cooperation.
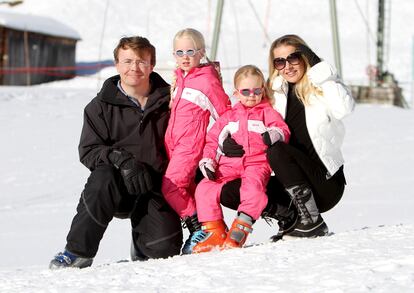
[220,34,355,239]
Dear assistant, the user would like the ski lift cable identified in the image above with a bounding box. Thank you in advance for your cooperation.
[353,0,376,43]
[247,0,271,45]
[229,0,241,65]
[97,0,110,89]
[206,0,211,44]
[365,0,372,67]
[264,0,271,46]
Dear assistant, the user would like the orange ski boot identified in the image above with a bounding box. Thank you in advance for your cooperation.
[223,212,253,249]
[192,220,228,253]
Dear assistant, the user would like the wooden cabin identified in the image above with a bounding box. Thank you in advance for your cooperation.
[0,10,81,85]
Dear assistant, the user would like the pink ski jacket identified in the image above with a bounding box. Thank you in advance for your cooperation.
[165,64,230,157]
[203,101,290,164]
[162,64,230,218]
[195,100,290,221]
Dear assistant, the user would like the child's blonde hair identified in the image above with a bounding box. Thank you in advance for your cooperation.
[170,28,222,104]
[234,65,273,105]
[173,28,207,57]
[267,34,322,105]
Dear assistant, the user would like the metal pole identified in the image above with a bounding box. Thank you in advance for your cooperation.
[376,0,385,84]
[97,0,110,89]
[412,35,414,107]
[210,0,224,61]
[329,0,343,78]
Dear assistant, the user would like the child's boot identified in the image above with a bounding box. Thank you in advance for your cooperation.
[181,213,204,255]
[192,220,228,253]
[223,212,253,249]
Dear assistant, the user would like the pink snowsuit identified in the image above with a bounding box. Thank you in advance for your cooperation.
[195,100,290,221]
[162,64,230,218]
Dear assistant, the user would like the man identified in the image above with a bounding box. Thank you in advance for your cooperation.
[50,36,182,269]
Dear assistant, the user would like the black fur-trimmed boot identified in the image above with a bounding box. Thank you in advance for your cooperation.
[262,202,298,242]
[284,184,329,238]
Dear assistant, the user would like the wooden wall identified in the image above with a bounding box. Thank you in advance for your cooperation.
[0,27,77,85]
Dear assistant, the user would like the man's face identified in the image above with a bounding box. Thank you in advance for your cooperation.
[115,48,153,89]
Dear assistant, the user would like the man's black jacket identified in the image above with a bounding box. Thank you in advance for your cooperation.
[78,72,170,187]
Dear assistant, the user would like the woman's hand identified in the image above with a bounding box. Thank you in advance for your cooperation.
[262,130,282,146]
[298,44,321,67]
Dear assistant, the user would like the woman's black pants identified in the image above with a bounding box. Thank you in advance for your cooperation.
[220,142,346,216]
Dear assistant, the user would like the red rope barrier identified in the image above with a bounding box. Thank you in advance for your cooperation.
[0,63,112,75]
[0,64,240,77]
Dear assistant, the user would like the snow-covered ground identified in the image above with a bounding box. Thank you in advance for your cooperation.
[1,224,413,292]
[1,0,414,292]
[1,66,413,293]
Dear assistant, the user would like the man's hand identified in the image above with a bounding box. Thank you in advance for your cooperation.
[297,44,321,67]
[108,150,153,195]
[222,134,245,157]
[199,158,216,181]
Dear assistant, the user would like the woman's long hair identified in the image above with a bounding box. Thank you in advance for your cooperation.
[268,34,321,105]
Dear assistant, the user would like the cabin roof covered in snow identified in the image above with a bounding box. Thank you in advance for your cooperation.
[0,10,80,40]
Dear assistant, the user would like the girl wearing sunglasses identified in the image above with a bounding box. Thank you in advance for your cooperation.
[189,65,290,253]
[162,28,230,255]
[221,34,355,240]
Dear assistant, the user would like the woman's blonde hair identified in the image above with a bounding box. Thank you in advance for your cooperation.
[268,34,321,105]
[234,65,273,105]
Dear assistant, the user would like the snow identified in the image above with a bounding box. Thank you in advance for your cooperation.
[0,0,414,292]
[1,225,414,292]
[0,10,80,40]
[3,0,414,100]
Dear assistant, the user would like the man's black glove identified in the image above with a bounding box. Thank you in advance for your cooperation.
[108,150,153,195]
[297,44,321,67]
[222,134,245,157]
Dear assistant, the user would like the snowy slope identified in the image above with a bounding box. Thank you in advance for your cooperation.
[0,0,414,292]
[0,71,413,292]
[1,225,413,292]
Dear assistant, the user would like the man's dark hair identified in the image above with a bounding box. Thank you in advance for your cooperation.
[113,36,156,66]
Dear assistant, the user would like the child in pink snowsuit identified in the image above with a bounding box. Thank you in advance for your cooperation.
[162,28,230,254]
[192,65,290,253]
